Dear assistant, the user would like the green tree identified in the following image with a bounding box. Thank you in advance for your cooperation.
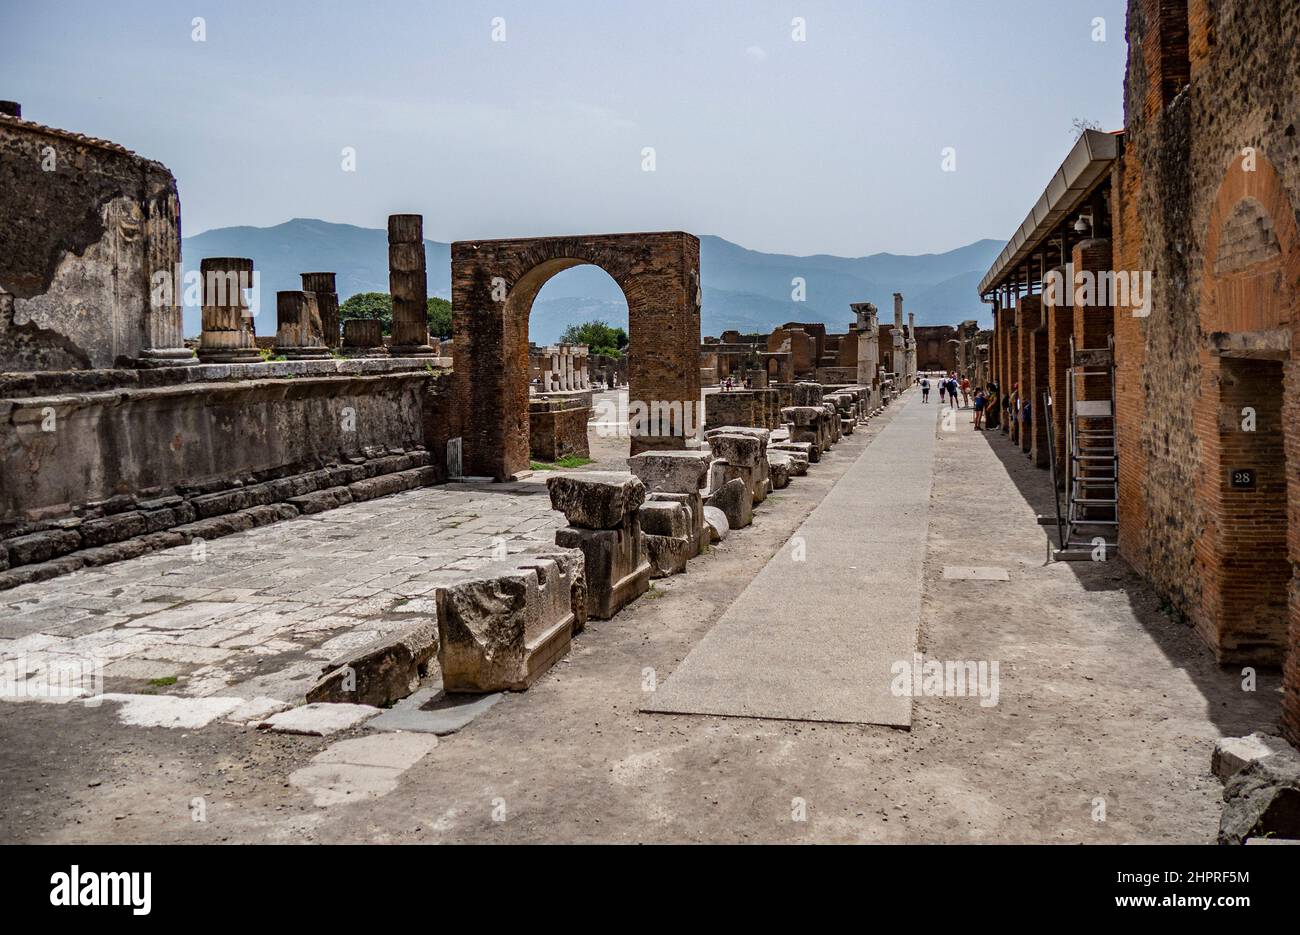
[426,296,453,339]
[339,292,454,339]
[339,292,392,333]
[559,320,628,357]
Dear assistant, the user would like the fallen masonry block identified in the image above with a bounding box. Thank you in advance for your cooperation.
[1218,742,1300,844]
[703,505,729,542]
[822,402,841,443]
[792,381,823,407]
[1214,733,1298,781]
[626,449,711,496]
[647,491,706,558]
[841,418,855,436]
[644,533,691,577]
[766,451,792,489]
[779,407,824,461]
[769,443,811,475]
[707,432,769,504]
[307,619,438,707]
[639,499,692,578]
[627,449,710,558]
[546,471,646,529]
[437,546,587,692]
[548,473,652,618]
[640,499,692,539]
[707,477,752,530]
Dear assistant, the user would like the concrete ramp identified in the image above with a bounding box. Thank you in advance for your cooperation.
[642,391,937,727]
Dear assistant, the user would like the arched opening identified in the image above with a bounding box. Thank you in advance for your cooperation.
[524,264,630,468]
[450,231,701,481]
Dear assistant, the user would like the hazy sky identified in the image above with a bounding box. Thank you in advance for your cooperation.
[4,0,1127,256]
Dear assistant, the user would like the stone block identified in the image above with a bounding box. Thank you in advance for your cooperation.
[647,491,705,558]
[1213,733,1298,781]
[626,450,711,494]
[5,528,81,566]
[706,477,752,530]
[706,432,762,468]
[766,451,792,489]
[555,519,650,620]
[546,472,645,529]
[1218,743,1300,844]
[79,510,149,547]
[703,505,729,542]
[639,499,691,538]
[289,486,354,515]
[792,382,823,406]
[644,533,691,578]
[307,619,438,707]
[437,546,586,692]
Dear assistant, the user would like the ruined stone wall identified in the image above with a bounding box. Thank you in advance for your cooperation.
[1115,0,1300,738]
[0,361,448,528]
[0,113,182,371]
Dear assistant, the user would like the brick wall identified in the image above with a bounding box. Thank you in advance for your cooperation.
[1116,0,1300,743]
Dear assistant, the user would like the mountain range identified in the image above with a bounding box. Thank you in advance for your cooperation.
[181,218,1001,342]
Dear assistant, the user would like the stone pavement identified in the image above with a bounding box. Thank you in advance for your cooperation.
[644,386,935,726]
[0,482,565,710]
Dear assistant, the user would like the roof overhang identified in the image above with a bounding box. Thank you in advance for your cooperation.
[978,129,1121,297]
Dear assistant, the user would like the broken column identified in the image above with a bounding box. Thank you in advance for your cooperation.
[197,257,262,363]
[627,449,712,560]
[341,318,388,357]
[387,214,434,356]
[778,407,824,461]
[437,545,587,693]
[705,427,771,505]
[274,291,331,359]
[547,472,652,619]
[301,272,341,348]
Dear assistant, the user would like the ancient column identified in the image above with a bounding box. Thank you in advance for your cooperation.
[387,214,434,356]
[197,257,262,363]
[137,181,194,366]
[342,318,388,357]
[301,272,341,348]
[274,291,331,359]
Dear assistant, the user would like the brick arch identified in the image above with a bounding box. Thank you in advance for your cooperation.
[450,232,701,479]
[1192,150,1300,665]
[1200,151,1300,337]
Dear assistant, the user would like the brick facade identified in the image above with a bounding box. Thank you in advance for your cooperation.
[1113,0,1300,743]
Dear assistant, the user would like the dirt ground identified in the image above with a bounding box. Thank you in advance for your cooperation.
[0,390,1281,843]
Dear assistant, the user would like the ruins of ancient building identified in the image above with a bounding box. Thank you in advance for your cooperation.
[979,0,1300,748]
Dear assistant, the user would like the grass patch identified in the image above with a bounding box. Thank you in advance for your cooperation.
[529,455,595,471]
[147,676,178,688]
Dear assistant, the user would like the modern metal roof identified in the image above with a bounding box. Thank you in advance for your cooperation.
[978,129,1121,297]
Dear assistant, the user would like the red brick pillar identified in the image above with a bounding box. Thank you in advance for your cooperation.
[1046,266,1074,479]
[1016,295,1042,454]
[1072,238,1115,408]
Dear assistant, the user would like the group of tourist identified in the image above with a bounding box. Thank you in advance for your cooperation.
[719,375,754,392]
[917,372,1024,434]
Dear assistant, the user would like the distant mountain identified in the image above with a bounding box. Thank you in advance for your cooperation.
[181,219,1001,341]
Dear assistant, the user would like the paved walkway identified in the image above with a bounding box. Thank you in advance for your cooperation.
[0,483,564,706]
[644,388,936,726]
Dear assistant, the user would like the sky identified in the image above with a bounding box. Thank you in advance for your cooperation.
[3,0,1127,257]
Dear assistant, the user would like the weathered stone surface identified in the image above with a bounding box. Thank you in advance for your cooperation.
[766,451,792,489]
[703,505,729,542]
[259,702,382,736]
[706,432,762,469]
[437,546,586,692]
[706,477,752,530]
[704,425,771,448]
[307,620,438,707]
[1213,733,1298,781]
[79,511,149,547]
[792,382,823,406]
[545,472,645,529]
[639,499,691,539]
[770,441,813,469]
[5,529,80,565]
[289,486,354,515]
[644,533,691,578]
[626,450,711,494]
[554,516,651,620]
[647,490,706,558]
[1218,744,1300,844]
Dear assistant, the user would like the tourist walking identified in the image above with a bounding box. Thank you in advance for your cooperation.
[973,388,986,429]
[921,376,930,402]
[960,377,970,408]
[938,378,947,404]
